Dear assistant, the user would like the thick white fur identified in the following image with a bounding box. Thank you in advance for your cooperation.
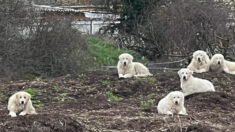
[187,50,210,73]
[8,91,37,117]
[157,91,187,115]
[178,68,215,96]
[210,54,235,74]
[117,53,152,78]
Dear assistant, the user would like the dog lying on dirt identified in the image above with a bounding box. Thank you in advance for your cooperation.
[187,50,210,73]
[157,91,187,115]
[178,68,215,96]
[210,54,235,75]
[117,53,152,78]
[8,91,37,117]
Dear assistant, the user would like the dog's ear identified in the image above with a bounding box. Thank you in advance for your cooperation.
[192,51,197,58]
[188,69,193,75]
[25,92,31,99]
[119,54,122,60]
[129,54,133,61]
[178,69,182,76]
[15,93,19,99]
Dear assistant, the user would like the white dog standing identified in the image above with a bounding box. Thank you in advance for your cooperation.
[117,53,152,78]
[8,91,37,117]
[210,54,235,74]
[157,91,187,115]
[187,50,210,73]
[178,68,215,96]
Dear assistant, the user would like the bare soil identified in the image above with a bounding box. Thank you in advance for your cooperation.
[0,71,235,132]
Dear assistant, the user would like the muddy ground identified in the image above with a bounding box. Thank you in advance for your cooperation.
[0,71,235,132]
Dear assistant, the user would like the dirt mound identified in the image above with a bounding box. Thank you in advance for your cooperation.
[0,71,235,131]
[0,114,83,132]
[186,92,235,112]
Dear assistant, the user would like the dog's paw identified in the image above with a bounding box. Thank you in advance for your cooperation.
[9,112,17,117]
[167,111,173,117]
[179,111,188,115]
[19,111,26,116]
[134,75,138,77]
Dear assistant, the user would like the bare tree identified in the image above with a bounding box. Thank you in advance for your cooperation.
[0,0,93,80]
[114,0,235,60]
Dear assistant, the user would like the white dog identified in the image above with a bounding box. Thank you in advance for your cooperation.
[157,91,187,115]
[187,50,210,73]
[8,91,37,117]
[117,53,152,78]
[178,68,215,96]
[210,54,235,74]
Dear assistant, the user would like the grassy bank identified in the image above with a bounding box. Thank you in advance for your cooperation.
[86,36,147,66]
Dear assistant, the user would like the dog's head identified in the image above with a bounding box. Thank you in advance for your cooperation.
[118,53,133,67]
[178,68,193,81]
[15,91,31,105]
[193,50,209,63]
[211,54,224,66]
[169,91,184,106]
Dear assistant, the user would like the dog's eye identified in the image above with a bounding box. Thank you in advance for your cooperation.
[20,96,22,98]
[24,96,26,99]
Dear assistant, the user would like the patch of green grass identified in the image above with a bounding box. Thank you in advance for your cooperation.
[87,86,96,93]
[140,99,155,110]
[53,84,61,92]
[78,73,86,80]
[24,88,44,107]
[105,91,123,102]
[136,77,157,84]
[54,93,68,101]
[65,74,71,78]
[102,80,111,87]
[86,36,147,66]
[24,88,39,98]
[0,93,7,99]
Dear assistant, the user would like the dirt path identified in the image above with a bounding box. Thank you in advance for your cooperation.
[0,71,235,131]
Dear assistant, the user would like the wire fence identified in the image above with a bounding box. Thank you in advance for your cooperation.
[101,56,191,73]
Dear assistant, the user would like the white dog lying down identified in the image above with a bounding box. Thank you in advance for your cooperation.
[210,54,235,74]
[157,91,187,115]
[187,50,210,73]
[178,68,215,96]
[8,91,37,117]
[117,53,153,78]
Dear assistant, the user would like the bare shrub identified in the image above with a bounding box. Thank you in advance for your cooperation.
[115,0,235,60]
[0,0,92,80]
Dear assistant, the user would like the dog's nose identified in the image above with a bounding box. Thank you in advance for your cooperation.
[175,101,178,105]
[183,76,186,80]
[218,61,221,65]
[124,62,126,66]
[21,101,24,104]
[198,58,201,62]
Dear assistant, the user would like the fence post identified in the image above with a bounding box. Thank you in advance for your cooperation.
[90,19,93,34]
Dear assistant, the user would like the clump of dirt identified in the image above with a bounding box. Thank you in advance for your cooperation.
[0,70,235,131]
[0,114,84,132]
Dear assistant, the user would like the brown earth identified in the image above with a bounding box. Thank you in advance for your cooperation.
[0,71,235,132]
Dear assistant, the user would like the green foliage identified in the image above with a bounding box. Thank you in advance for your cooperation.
[24,88,39,98]
[54,93,68,101]
[78,73,86,80]
[140,99,155,110]
[102,80,112,87]
[105,91,123,101]
[0,93,7,99]
[86,36,147,66]
[136,77,156,84]
[24,88,44,107]
[122,0,150,20]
